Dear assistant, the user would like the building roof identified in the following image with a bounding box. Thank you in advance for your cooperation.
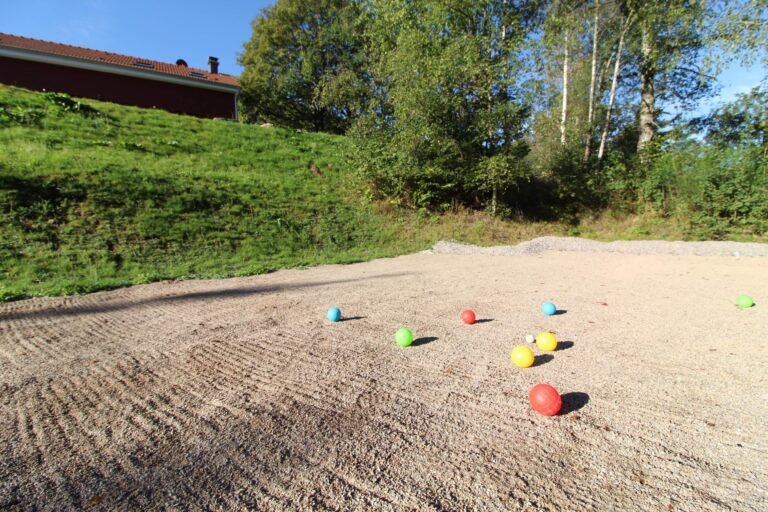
[0,33,239,88]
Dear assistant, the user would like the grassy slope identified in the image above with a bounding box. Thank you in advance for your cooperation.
[1,85,764,301]
[1,86,432,300]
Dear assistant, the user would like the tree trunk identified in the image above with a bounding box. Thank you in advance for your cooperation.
[598,18,628,163]
[597,49,613,101]
[500,0,509,149]
[560,28,569,146]
[637,24,656,159]
[501,0,507,40]
[583,0,600,162]
[492,0,505,217]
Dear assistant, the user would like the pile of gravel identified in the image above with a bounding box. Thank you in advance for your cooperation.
[431,236,768,257]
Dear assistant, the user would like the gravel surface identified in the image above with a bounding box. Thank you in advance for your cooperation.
[432,236,768,257]
[1,243,767,511]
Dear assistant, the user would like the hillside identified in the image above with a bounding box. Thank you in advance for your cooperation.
[2,85,763,301]
[0,85,434,300]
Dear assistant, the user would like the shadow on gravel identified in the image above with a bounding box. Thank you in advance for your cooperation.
[552,309,568,316]
[0,273,412,321]
[474,318,494,324]
[411,337,438,347]
[533,354,554,367]
[339,316,366,322]
[556,341,574,351]
[560,392,590,414]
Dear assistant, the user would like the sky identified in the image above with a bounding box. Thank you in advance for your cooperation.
[699,60,766,114]
[1,0,765,115]
[0,0,274,76]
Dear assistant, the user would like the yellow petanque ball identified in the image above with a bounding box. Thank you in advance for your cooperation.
[536,332,558,352]
[511,345,535,368]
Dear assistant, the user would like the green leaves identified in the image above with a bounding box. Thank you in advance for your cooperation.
[239,0,369,133]
[701,86,767,148]
[350,0,535,211]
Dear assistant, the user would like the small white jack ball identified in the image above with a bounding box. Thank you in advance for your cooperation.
[525,334,535,343]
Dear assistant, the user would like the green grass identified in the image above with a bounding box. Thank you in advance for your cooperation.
[0,86,432,300]
[1,85,765,301]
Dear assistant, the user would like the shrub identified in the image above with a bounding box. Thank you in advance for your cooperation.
[687,146,768,237]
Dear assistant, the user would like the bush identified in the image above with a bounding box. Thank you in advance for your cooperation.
[648,143,768,237]
[687,146,768,237]
[347,120,464,210]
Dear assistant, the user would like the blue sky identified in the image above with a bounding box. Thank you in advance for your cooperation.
[1,0,765,115]
[700,61,766,113]
[0,0,273,76]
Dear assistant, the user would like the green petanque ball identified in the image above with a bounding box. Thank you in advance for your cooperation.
[736,294,754,309]
[395,327,414,347]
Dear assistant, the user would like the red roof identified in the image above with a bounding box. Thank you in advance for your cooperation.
[0,33,239,88]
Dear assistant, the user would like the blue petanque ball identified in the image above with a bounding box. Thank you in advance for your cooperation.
[326,307,342,322]
[541,302,557,316]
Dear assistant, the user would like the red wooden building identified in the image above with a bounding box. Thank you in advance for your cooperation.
[0,33,240,120]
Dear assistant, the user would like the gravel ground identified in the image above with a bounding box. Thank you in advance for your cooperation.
[1,238,767,511]
[432,236,768,257]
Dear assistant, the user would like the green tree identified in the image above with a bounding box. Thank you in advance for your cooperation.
[702,86,767,150]
[624,0,724,158]
[710,0,768,71]
[350,0,534,213]
[239,0,369,133]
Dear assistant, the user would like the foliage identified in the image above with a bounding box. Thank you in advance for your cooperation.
[238,0,369,133]
[625,0,715,107]
[688,146,767,237]
[699,86,767,148]
[349,0,535,212]
[646,143,768,237]
[237,0,766,227]
[709,0,768,69]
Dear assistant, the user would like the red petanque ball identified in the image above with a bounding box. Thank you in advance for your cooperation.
[461,309,476,325]
[529,384,562,416]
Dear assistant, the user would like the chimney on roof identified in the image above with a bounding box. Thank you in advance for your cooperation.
[208,56,219,74]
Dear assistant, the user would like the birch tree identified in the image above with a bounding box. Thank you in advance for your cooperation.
[560,28,570,146]
[583,0,600,162]
[627,0,712,158]
[598,11,633,162]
